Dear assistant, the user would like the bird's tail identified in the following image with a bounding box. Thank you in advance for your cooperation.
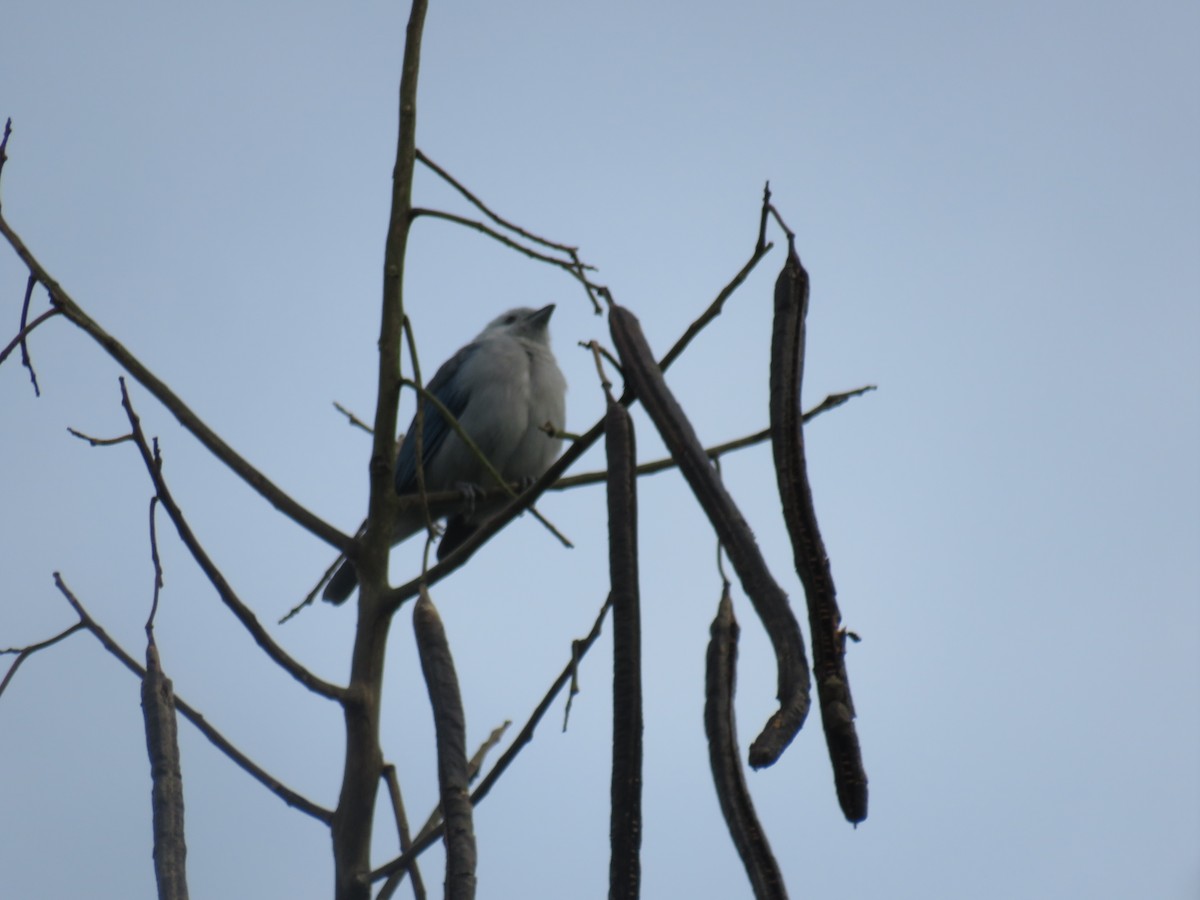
[322,560,359,604]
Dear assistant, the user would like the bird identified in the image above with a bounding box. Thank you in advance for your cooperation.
[322,304,567,603]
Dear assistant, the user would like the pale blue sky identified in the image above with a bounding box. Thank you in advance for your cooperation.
[2,2,1198,898]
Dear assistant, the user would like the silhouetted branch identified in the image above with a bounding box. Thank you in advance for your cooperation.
[111,379,344,701]
[380,764,427,900]
[0,306,59,368]
[0,622,85,699]
[16,274,41,395]
[371,596,611,886]
[0,201,350,554]
[51,573,334,824]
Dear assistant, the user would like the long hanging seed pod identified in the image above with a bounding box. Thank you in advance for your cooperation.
[413,586,477,899]
[706,584,788,900]
[609,303,810,767]
[605,390,643,900]
[142,637,190,900]
[770,238,868,824]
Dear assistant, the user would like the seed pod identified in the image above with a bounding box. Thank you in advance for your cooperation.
[706,585,788,900]
[606,392,642,900]
[413,587,477,899]
[609,302,810,767]
[141,637,190,900]
[771,239,868,824]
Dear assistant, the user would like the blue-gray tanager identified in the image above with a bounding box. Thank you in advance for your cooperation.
[323,304,567,603]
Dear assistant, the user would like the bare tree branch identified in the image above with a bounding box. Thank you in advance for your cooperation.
[0,306,59,368]
[380,765,427,900]
[335,4,432,898]
[371,596,611,886]
[114,379,344,701]
[0,207,351,554]
[51,573,334,825]
[0,623,85,699]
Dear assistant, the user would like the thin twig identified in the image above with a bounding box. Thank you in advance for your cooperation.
[334,402,375,434]
[410,208,601,290]
[0,623,86,699]
[0,208,350,552]
[66,427,134,447]
[0,117,11,185]
[18,274,41,396]
[413,148,606,311]
[146,493,165,629]
[415,150,579,255]
[117,379,344,701]
[371,597,611,885]
[380,765,427,900]
[52,573,334,824]
[0,306,60,368]
[551,386,877,492]
[401,316,437,543]
[659,239,775,372]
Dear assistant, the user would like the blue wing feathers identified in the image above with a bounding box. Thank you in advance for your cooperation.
[394,342,478,495]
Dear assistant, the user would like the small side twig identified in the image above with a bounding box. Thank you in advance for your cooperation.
[0,623,86,699]
[0,117,11,184]
[415,149,580,256]
[380,765,427,900]
[334,402,375,434]
[146,494,164,629]
[17,274,41,396]
[115,379,344,701]
[0,306,60,369]
[371,596,611,885]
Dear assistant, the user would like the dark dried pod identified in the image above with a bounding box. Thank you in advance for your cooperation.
[609,303,810,767]
[770,240,867,824]
[414,587,477,899]
[706,586,788,900]
[606,392,642,900]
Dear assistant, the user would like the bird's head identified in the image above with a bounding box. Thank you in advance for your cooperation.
[478,304,556,344]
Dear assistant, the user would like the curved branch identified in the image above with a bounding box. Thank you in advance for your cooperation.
[0,209,350,553]
[118,380,345,701]
[52,574,334,825]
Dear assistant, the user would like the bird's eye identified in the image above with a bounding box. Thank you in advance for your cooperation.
[503,315,517,324]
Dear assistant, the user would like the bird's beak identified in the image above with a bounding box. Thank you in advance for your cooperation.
[529,304,556,326]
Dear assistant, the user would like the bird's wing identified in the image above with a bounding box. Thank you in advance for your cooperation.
[394,342,479,495]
